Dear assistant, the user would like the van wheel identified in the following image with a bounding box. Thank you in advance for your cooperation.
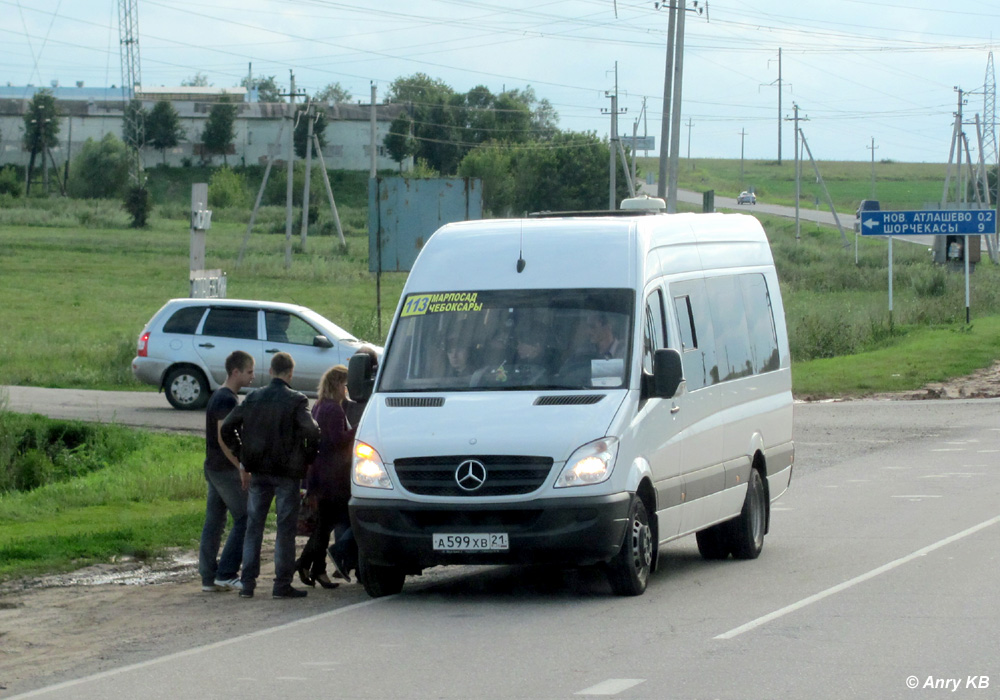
[164,367,209,410]
[696,524,731,560]
[729,469,766,560]
[358,553,405,598]
[607,497,653,596]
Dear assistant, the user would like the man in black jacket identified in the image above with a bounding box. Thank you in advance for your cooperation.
[221,352,320,599]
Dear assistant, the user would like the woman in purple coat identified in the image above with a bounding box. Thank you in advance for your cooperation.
[296,365,355,589]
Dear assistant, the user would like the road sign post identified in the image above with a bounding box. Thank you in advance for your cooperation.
[859,209,997,324]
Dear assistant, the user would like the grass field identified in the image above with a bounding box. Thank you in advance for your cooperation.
[2,161,999,391]
[635,157,955,211]
[0,207,407,389]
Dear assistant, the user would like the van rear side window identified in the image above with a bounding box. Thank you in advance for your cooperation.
[671,273,779,390]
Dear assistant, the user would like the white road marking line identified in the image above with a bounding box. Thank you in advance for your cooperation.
[714,513,1000,641]
[576,679,646,695]
[930,448,965,452]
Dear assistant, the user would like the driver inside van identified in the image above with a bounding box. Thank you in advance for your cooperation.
[587,312,625,360]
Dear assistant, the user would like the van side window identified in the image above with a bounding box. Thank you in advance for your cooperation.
[741,274,780,373]
[642,288,667,374]
[201,308,258,340]
[705,276,754,381]
[671,281,717,390]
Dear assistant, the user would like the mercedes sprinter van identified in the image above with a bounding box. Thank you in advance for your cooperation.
[347,208,794,597]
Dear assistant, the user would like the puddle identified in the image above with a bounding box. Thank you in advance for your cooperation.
[3,551,198,593]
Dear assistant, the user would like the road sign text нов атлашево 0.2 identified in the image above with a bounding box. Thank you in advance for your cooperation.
[861,210,997,236]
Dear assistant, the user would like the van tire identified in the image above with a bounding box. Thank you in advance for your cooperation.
[729,468,766,560]
[164,366,209,410]
[607,497,653,596]
[696,524,731,560]
[358,553,405,598]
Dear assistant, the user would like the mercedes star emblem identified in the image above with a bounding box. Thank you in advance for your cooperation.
[455,459,487,491]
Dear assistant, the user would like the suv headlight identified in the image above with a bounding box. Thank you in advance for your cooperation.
[353,442,393,489]
[555,437,619,488]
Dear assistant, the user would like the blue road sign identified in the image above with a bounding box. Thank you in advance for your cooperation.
[859,209,996,236]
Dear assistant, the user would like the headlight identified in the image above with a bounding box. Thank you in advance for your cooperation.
[555,437,619,488]
[353,442,393,489]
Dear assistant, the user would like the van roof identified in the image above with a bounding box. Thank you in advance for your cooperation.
[404,213,774,294]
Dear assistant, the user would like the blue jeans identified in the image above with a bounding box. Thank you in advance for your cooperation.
[241,473,301,592]
[199,468,248,586]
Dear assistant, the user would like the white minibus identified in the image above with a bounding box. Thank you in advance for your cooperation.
[347,206,794,597]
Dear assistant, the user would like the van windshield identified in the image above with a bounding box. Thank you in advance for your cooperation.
[379,289,634,392]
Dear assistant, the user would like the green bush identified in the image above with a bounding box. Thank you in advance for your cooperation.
[124,186,151,228]
[0,165,23,197]
[67,133,130,199]
[209,166,250,209]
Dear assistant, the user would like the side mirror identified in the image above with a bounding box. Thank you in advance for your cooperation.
[652,348,684,398]
[347,352,374,403]
[313,335,334,349]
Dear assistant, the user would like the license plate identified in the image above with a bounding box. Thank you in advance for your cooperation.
[432,532,509,551]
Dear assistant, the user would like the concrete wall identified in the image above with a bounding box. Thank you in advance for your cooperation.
[0,97,412,172]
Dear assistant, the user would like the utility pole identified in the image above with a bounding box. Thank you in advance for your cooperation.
[867,137,878,199]
[761,49,788,164]
[603,62,627,209]
[656,0,678,201]
[300,103,315,250]
[739,128,747,191]
[666,0,687,213]
[685,117,694,161]
[118,0,143,188]
[370,82,377,178]
[285,71,296,268]
[785,103,808,241]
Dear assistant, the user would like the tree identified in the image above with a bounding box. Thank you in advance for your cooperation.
[201,98,237,165]
[314,82,351,104]
[384,112,415,170]
[182,72,210,87]
[146,100,184,165]
[241,74,283,103]
[458,132,627,214]
[67,133,130,199]
[122,99,148,150]
[22,90,60,194]
[294,107,327,159]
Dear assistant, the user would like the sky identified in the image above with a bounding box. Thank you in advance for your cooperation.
[2,0,998,164]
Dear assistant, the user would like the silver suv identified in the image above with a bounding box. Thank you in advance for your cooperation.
[132,298,374,410]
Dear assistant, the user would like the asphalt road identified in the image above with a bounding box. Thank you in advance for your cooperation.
[1,386,204,434]
[6,394,1000,699]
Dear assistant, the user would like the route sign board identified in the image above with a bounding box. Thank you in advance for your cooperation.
[859,209,996,236]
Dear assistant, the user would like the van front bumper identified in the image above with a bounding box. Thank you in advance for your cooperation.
[349,492,633,572]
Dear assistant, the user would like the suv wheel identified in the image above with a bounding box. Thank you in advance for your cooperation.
[164,366,210,410]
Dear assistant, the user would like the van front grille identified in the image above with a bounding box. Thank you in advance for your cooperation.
[394,455,554,496]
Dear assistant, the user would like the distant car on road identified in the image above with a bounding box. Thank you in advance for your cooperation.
[132,299,378,410]
[737,191,756,205]
[854,199,880,233]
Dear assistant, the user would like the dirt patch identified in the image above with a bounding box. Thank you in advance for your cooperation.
[0,538,369,697]
[4,365,1000,695]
